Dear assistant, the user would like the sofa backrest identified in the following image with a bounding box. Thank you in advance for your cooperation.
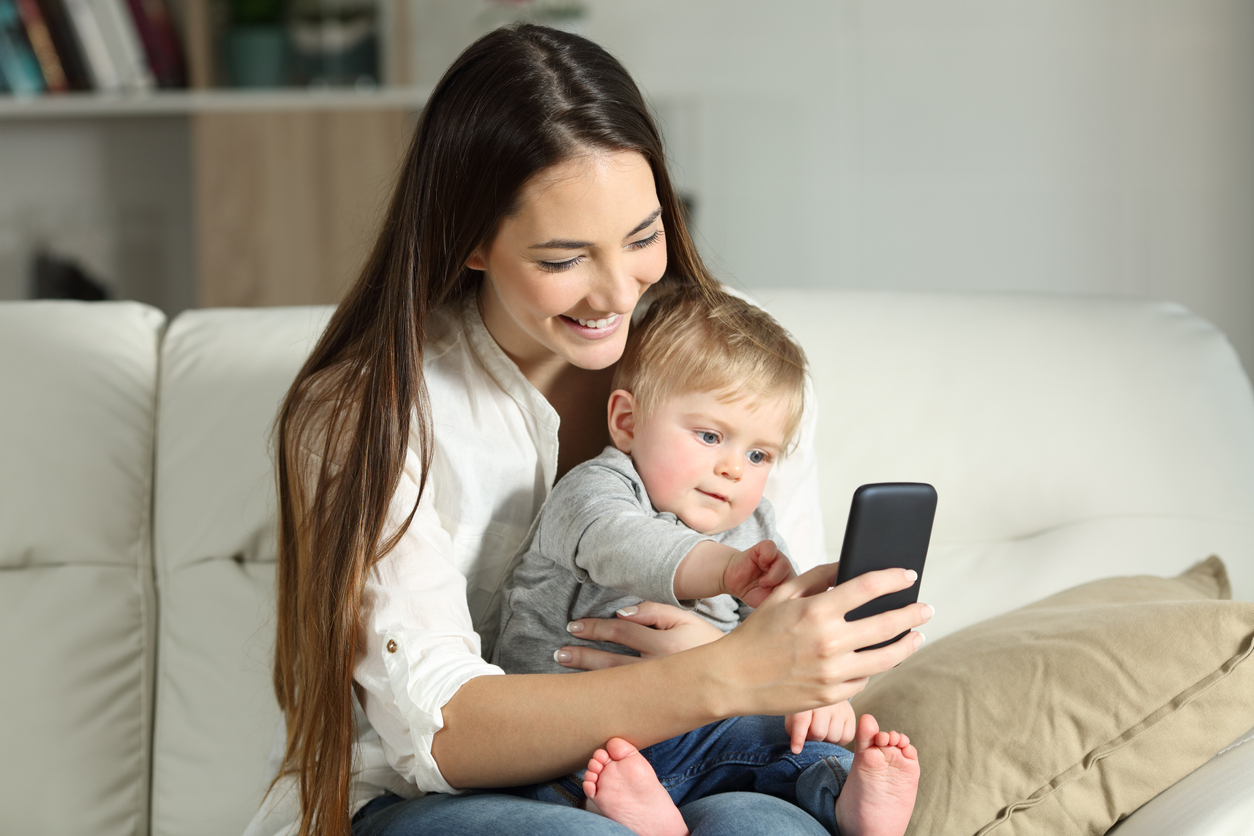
[149,307,333,836]
[0,301,165,836]
[759,290,1254,639]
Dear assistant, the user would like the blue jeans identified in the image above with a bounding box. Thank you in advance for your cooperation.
[352,790,831,835]
[511,715,851,834]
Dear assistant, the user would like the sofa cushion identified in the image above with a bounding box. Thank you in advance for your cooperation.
[150,306,332,836]
[851,557,1254,836]
[0,301,164,836]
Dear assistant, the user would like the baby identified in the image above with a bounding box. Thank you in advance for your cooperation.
[492,287,920,836]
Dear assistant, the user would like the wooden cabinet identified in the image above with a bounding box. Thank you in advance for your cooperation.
[192,106,411,307]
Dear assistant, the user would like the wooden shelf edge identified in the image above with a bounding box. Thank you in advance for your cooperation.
[0,87,432,120]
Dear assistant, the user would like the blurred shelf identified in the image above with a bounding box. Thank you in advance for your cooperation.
[0,87,431,120]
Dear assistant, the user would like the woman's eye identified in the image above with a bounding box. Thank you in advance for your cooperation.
[539,257,582,273]
[626,228,663,251]
[747,450,768,465]
[698,431,720,445]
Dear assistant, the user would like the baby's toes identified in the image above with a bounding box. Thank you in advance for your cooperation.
[588,749,610,774]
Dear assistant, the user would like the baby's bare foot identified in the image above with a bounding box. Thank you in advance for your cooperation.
[833,714,920,836]
[583,737,688,836]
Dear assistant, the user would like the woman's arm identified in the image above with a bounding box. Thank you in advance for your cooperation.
[432,562,930,788]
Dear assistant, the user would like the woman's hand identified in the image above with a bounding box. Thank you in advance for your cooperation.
[556,601,725,670]
[708,561,933,718]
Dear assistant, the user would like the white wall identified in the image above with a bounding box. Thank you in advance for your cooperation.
[0,117,194,314]
[411,0,1254,373]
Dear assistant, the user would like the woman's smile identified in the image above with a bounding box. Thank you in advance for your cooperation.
[560,313,625,339]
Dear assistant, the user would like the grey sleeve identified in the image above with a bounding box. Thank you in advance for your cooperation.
[536,464,708,608]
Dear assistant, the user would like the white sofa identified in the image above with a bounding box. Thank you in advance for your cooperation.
[1,290,1252,835]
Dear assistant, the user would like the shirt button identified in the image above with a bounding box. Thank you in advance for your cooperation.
[386,640,397,653]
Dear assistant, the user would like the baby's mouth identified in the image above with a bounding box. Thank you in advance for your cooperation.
[699,489,729,503]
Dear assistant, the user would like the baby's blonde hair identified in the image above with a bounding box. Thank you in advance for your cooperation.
[613,286,809,449]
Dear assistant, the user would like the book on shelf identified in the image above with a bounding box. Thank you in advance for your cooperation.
[62,0,120,89]
[125,0,183,87]
[14,0,68,91]
[0,0,45,94]
[35,0,91,89]
[89,0,154,90]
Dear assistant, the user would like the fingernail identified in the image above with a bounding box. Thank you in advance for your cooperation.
[566,621,583,634]
[913,632,926,648]
[554,649,573,664]
[616,606,638,617]
[905,569,918,584]
[921,604,934,622]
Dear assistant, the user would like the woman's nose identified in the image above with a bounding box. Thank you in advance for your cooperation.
[589,256,642,314]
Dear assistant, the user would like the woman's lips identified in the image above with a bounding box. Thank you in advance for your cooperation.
[561,313,624,340]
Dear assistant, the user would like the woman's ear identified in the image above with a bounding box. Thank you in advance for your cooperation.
[607,389,638,453]
[465,247,487,272]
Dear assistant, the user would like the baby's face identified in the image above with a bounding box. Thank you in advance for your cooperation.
[628,389,788,535]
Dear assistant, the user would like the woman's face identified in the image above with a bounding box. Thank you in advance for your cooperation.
[470,149,667,376]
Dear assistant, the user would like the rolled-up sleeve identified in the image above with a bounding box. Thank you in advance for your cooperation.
[354,449,504,794]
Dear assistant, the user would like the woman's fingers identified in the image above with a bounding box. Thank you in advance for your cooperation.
[554,644,641,671]
[828,567,921,614]
[768,560,841,600]
[844,601,933,654]
[564,602,725,661]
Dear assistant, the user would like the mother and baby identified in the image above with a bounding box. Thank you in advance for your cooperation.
[245,23,934,836]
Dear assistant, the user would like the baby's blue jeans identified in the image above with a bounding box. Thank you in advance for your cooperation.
[509,714,853,835]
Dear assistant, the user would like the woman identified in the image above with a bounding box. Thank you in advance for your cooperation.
[246,24,929,836]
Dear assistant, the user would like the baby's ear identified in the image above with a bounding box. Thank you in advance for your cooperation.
[607,389,637,453]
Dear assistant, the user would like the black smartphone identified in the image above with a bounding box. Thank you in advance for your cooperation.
[835,482,937,651]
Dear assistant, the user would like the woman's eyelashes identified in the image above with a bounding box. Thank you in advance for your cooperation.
[539,256,582,273]
[626,228,663,251]
[537,228,663,273]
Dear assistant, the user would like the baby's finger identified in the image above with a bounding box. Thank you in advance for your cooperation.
[766,560,841,603]
[808,710,831,744]
[789,712,810,754]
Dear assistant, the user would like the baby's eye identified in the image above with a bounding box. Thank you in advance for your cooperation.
[698,431,720,445]
[747,450,769,465]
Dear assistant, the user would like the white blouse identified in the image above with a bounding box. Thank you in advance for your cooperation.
[245,293,826,835]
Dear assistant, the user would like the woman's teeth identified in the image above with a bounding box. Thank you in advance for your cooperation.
[574,314,619,329]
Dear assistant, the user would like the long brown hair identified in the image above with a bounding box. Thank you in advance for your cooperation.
[270,23,719,836]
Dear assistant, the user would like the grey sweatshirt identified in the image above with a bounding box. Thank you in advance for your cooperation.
[492,446,787,675]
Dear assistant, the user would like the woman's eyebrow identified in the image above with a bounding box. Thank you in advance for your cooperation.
[625,208,663,238]
[529,208,662,250]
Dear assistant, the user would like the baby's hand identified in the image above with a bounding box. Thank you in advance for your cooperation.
[784,701,857,754]
[723,540,795,608]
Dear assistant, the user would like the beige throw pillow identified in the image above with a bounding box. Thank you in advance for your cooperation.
[851,557,1254,836]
